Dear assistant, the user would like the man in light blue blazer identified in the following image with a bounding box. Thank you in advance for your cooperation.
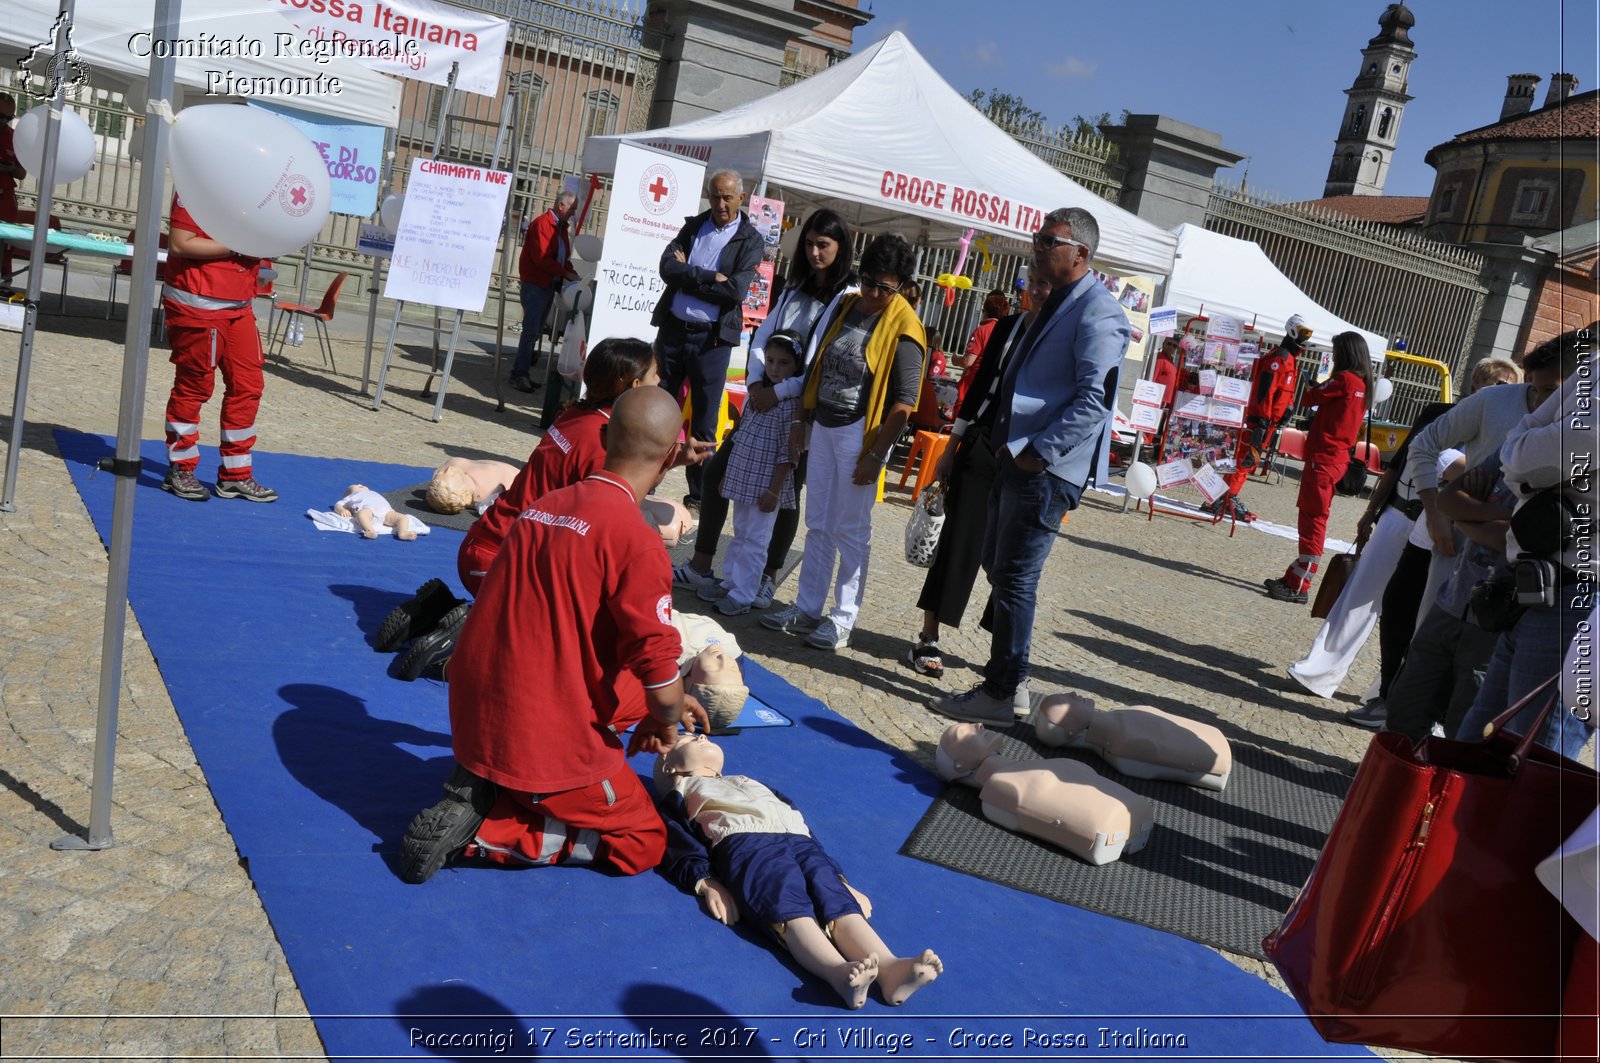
[931,207,1131,723]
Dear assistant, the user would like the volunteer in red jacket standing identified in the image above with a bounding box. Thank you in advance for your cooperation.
[508,190,578,393]
[1216,314,1311,522]
[160,194,275,502]
[0,94,24,287]
[1265,331,1372,604]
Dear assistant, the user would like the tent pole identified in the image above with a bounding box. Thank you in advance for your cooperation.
[0,0,73,512]
[53,0,180,852]
[360,126,397,396]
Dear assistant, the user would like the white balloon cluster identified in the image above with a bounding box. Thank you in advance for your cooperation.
[167,105,332,258]
[13,104,97,185]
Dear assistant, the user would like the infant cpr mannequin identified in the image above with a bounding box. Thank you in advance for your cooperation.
[426,458,519,515]
[685,644,748,730]
[935,723,1155,866]
[654,735,942,1009]
[642,495,696,546]
[334,485,417,540]
[1033,693,1232,791]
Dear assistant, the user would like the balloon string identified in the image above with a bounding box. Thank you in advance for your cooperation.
[146,99,177,125]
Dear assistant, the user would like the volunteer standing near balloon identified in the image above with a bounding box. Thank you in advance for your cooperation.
[157,104,333,504]
[0,94,23,288]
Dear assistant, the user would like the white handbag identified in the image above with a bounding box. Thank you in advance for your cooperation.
[904,483,946,568]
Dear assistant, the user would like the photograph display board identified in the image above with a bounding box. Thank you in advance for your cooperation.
[743,195,785,321]
[586,143,708,347]
[1153,314,1258,498]
[384,158,512,312]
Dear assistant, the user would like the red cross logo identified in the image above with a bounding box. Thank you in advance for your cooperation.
[647,176,670,203]
[638,163,679,216]
[290,185,307,207]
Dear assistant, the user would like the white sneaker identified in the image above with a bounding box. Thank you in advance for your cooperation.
[673,562,715,589]
[753,575,777,610]
[759,604,823,634]
[805,617,850,651]
[696,581,730,602]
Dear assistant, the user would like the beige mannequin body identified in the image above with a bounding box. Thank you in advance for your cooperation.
[427,458,520,514]
[657,735,941,1008]
[935,723,1155,865]
[334,484,416,540]
[685,645,748,730]
[1033,693,1231,791]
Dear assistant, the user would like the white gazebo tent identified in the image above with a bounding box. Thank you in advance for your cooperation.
[582,31,1176,279]
[1165,224,1388,357]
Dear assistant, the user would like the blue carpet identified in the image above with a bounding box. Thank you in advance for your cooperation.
[57,430,1367,1060]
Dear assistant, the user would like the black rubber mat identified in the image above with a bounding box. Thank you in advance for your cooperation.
[382,483,477,532]
[900,722,1353,960]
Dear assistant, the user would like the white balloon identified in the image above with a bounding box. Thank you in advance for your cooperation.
[13,105,97,185]
[169,105,332,258]
[571,256,597,281]
[572,233,602,261]
[561,280,591,312]
[1373,377,1395,404]
[379,194,405,234]
[1126,461,1158,500]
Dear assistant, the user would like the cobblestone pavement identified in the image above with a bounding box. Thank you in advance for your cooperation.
[1,279,1385,1059]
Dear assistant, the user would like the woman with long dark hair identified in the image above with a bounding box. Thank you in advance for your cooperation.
[1265,331,1373,604]
[674,209,857,605]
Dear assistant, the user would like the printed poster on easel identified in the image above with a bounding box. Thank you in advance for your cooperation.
[1151,313,1252,503]
[743,195,785,322]
[385,158,512,311]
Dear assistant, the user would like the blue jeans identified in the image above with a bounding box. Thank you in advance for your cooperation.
[1455,601,1595,760]
[654,317,732,503]
[980,454,1080,697]
[513,282,558,377]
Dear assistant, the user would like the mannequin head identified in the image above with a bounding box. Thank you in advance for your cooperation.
[426,464,475,514]
[653,733,725,793]
[344,483,369,497]
[1282,313,1313,352]
[935,722,1005,784]
[687,644,748,729]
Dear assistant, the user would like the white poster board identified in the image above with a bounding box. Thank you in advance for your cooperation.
[587,143,708,347]
[269,0,509,97]
[385,159,512,312]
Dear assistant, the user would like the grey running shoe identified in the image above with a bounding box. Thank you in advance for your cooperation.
[753,575,777,610]
[162,466,209,502]
[929,684,1015,725]
[805,617,850,651]
[214,476,278,503]
[759,603,823,634]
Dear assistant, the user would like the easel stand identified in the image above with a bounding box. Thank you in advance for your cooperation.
[1141,493,1237,538]
[369,302,467,422]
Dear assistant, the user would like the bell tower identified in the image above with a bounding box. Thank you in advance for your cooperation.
[1323,4,1416,197]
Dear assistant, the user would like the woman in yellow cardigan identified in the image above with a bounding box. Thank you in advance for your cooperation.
[760,233,927,651]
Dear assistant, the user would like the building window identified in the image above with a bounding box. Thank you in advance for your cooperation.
[513,73,546,159]
[1437,187,1456,215]
[1349,105,1366,136]
[1377,107,1392,138]
[581,90,619,142]
[1511,181,1553,222]
[1366,62,1378,76]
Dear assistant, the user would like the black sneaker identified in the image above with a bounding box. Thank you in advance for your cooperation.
[162,467,210,502]
[396,601,470,680]
[375,578,463,652]
[508,373,540,393]
[1263,577,1309,604]
[1229,497,1257,524]
[683,493,701,516]
[214,476,279,503]
[1347,699,1388,730]
[398,764,499,884]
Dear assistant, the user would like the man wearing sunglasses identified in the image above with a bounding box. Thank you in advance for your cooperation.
[930,208,1131,725]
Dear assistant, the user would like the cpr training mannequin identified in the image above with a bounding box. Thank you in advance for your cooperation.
[642,495,696,546]
[1033,693,1232,792]
[334,485,417,540]
[654,735,942,1008]
[426,457,520,515]
[685,645,749,731]
[935,723,1155,866]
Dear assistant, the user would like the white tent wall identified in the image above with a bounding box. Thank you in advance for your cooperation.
[1165,224,1389,360]
[582,31,1175,280]
[1,1,402,126]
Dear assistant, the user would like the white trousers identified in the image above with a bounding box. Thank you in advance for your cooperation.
[796,420,877,631]
[724,500,779,607]
[1288,504,1411,698]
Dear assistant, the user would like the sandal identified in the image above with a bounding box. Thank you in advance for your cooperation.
[907,636,944,677]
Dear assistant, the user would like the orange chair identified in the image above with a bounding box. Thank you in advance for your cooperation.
[11,210,71,310]
[270,272,347,373]
[899,430,951,495]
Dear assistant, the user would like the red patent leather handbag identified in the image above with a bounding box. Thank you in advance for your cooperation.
[1264,674,1598,1060]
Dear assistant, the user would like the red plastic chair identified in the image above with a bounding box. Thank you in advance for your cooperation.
[270,272,347,374]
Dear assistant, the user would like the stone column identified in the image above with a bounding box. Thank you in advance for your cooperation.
[647,0,819,128]
[1468,238,1553,365]
[1098,115,1244,231]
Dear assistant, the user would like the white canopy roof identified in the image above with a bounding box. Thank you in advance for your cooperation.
[582,31,1176,279]
[1166,224,1389,357]
[2,1,401,127]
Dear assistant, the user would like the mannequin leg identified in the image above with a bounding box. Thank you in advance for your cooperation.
[353,508,380,539]
[828,913,942,1005]
[779,918,877,1009]
[385,509,417,541]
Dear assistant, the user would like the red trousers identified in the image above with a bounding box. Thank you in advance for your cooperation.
[468,762,666,875]
[457,536,494,599]
[164,314,263,481]
[1284,458,1340,589]
[1224,419,1271,496]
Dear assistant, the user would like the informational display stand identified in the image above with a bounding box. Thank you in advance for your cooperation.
[1142,314,1255,536]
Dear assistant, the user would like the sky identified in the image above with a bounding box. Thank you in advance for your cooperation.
[854,0,1599,201]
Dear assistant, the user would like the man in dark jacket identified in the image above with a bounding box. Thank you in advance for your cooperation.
[653,169,764,511]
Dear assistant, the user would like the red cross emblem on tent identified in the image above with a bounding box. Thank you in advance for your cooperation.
[638,163,679,217]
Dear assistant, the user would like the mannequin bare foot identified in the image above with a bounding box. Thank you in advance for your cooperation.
[877,949,942,1006]
[389,514,417,541]
[834,955,878,1010]
[845,882,873,919]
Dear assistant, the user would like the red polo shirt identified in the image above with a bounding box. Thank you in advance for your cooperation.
[449,472,682,794]
[162,196,260,326]
[1302,371,1368,464]
[458,406,610,592]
